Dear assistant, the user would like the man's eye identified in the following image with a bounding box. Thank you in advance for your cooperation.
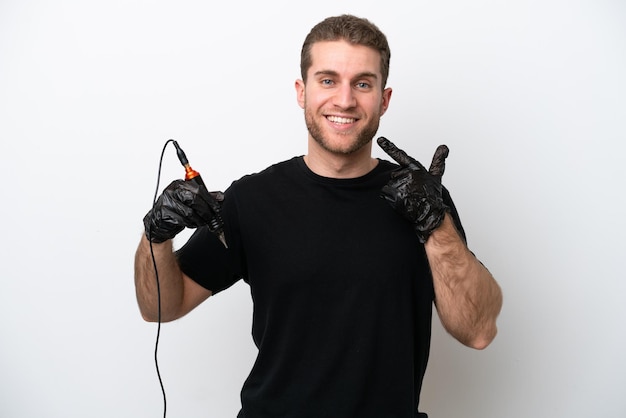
[321,79,334,85]
[356,82,371,89]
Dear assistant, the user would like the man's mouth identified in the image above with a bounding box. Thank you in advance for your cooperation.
[326,115,357,124]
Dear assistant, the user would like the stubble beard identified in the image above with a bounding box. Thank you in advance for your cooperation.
[304,107,381,156]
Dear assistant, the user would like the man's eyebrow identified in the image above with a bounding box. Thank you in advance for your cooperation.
[313,70,339,78]
[354,71,379,80]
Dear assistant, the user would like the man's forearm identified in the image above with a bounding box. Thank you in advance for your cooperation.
[425,214,503,349]
[134,236,185,322]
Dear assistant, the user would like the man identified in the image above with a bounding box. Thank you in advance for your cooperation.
[135,14,502,418]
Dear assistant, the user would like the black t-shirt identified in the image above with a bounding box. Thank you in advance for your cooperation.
[176,157,465,418]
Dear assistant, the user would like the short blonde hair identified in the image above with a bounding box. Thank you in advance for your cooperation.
[300,14,391,89]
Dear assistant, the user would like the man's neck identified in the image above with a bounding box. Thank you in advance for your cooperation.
[304,142,379,179]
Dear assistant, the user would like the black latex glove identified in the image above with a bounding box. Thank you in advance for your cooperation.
[143,179,225,243]
[377,136,450,243]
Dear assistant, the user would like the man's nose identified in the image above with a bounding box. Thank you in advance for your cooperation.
[332,84,357,109]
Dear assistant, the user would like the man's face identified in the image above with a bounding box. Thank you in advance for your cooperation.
[296,40,392,156]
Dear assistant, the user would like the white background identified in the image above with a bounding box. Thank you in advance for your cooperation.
[1,1,625,417]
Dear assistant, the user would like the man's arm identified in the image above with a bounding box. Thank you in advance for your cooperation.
[134,235,212,323]
[377,137,502,349]
[425,214,502,349]
[135,177,225,322]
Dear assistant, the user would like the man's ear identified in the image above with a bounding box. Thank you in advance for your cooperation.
[380,87,393,116]
[295,79,305,109]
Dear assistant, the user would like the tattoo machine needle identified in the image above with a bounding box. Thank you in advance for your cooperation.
[172,141,228,248]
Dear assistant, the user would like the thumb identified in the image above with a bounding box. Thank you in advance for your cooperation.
[428,145,449,178]
[209,191,225,203]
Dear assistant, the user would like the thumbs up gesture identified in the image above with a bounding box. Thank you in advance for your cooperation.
[377,136,450,243]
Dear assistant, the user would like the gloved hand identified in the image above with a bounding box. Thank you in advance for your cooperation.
[143,179,225,243]
[377,136,449,243]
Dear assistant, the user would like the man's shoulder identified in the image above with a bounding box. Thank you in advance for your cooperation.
[230,156,302,189]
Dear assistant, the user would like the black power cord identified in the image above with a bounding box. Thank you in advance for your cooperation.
[148,138,176,418]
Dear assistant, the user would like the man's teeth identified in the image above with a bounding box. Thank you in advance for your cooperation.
[327,116,355,124]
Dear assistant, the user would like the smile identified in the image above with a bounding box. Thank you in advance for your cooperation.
[327,115,356,124]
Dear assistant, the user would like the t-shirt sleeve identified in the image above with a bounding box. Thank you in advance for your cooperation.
[175,187,245,295]
[442,185,467,244]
